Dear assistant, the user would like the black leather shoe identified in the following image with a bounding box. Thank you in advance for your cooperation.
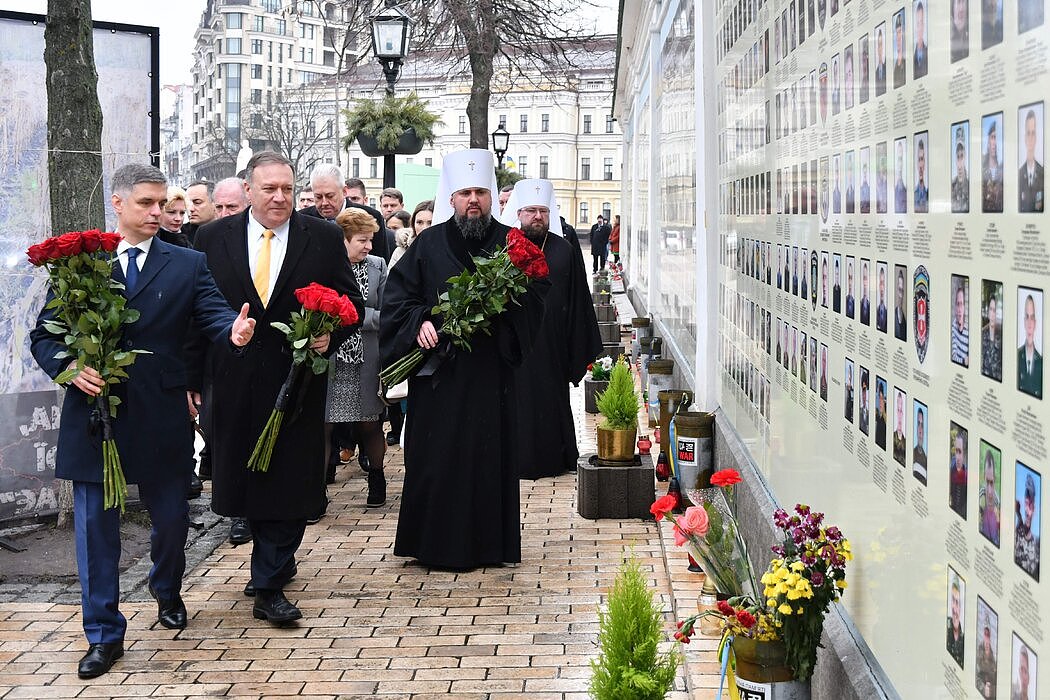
[252,590,302,624]
[229,518,252,545]
[359,455,371,472]
[386,432,399,446]
[148,584,187,630]
[187,473,203,500]
[244,565,297,597]
[77,642,124,679]
[366,469,386,508]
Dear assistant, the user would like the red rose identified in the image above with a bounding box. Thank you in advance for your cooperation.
[55,231,83,257]
[80,229,102,253]
[506,227,546,276]
[524,258,549,279]
[26,242,49,266]
[337,298,359,326]
[650,494,677,521]
[100,232,121,252]
[295,282,336,311]
[318,296,342,316]
[710,468,742,488]
[736,610,756,628]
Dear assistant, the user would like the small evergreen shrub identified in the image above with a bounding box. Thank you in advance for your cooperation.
[596,359,638,430]
[589,556,681,700]
[342,92,441,151]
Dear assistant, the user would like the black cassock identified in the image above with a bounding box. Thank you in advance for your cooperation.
[380,217,549,568]
[508,233,601,479]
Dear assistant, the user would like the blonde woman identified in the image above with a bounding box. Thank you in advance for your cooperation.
[159,186,190,248]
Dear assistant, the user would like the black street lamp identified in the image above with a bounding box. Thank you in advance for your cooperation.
[491,125,510,170]
[370,0,412,188]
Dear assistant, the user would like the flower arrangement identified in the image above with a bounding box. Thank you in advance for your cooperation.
[672,502,852,682]
[588,355,614,381]
[379,227,548,388]
[650,468,758,598]
[248,283,359,472]
[28,230,143,511]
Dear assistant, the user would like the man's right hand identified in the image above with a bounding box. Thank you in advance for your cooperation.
[417,320,438,349]
[187,391,202,419]
[68,361,104,397]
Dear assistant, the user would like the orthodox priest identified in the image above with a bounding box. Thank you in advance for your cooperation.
[380,149,550,569]
[500,179,602,479]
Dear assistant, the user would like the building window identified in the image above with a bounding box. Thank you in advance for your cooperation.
[267,66,272,87]
[606,114,614,133]
[581,157,591,180]
[498,114,506,128]
[539,155,549,179]
[370,158,377,179]
[251,63,262,79]
[583,115,592,134]
[226,12,242,29]
[225,38,241,54]
[603,158,613,181]
[251,89,262,104]
[352,158,360,178]
[276,19,286,35]
[262,0,281,12]
[518,156,527,177]
[299,23,314,39]
[520,114,528,133]
[301,1,314,15]
[602,202,612,221]
[425,157,433,167]
[541,113,550,132]
[253,15,264,31]
[251,39,263,54]
[459,115,466,134]
[580,202,589,223]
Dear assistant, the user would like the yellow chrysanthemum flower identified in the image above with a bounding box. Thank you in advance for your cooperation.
[778,603,793,615]
[836,579,848,589]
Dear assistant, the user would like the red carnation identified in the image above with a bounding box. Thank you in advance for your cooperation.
[650,494,677,521]
[716,600,735,616]
[710,468,742,488]
[506,227,548,279]
[55,231,83,257]
[100,233,122,252]
[736,610,757,628]
[80,229,102,253]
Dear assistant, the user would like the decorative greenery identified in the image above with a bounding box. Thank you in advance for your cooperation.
[590,556,681,700]
[342,91,442,150]
[596,358,638,430]
[588,355,614,381]
[496,167,522,190]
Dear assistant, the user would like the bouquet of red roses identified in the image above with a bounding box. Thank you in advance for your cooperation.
[28,230,144,512]
[379,227,548,388]
[247,283,359,472]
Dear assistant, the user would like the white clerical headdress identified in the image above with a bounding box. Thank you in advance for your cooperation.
[432,149,501,224]
[498,178,563,235]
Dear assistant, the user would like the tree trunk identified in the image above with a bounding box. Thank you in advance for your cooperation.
[466,52,493,150]
[44,0,105,527]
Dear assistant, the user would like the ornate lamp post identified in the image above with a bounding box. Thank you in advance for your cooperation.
[491,124,510,170]
[370,1,412,188]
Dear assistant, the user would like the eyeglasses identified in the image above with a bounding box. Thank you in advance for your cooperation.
[520,207,549,216]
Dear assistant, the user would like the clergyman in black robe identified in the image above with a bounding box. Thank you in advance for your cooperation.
[380,149,549,569]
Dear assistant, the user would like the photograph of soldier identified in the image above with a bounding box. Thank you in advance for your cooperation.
[844,44,855,110]
[893,386,907,465]
[1017,103,1044,213]
[810,158,818,213]
[1013,462,1041,581]
[894,264,908,341]
[1010,634,1038,700]
[859,367,871,435]
[845,150,856,213]
[810,336,819,392]
[975,597,997,699]
[791,326,798,377]
[844,358,854,422]
[913,400,928,484]
[832,154,842,214]
[951,0,969,62]
[801,160,808,214]
[950,422,969,519]
[875,22,887,96]
[978,440,1002,547]
[952,275,971,368]
[981,279,1004,382]
[915,131,929,213]
[819,343,829,401]
[860,146,872,213]
[914,0,929,79]
[946,567,965,668]
[831,53,841,116]
[820,156,830,222]
[952,121,970,213]
[821,251,830,309]
[876,141,888,214]
[800,331,809,385]
[892,10,907,89]
[792,245,799,295]
[876,261,889,333]
[1019,0,1044,33]
[809,70,819,127]
[982,112,1004,213]
[894,136,908,213]
[1017,287,1043,399]
[833,254,843,312]
[807,248,815,307]
[858,33,871,104]
[982,0,1003,49]
[861,258,872,325]
[875,375,888,449]
[846,256,856,318]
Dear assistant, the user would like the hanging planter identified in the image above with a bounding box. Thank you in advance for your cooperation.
[357,128,425,157]
[343,92,440,157]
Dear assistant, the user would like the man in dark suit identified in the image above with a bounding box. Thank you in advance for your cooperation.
[589,215,611,272]
[1019,109,1045,213]
[1018,293,1043,398]
[876,266,889,332]
[189,152,363,626]
[300,164,393,262]
[874,26,887,96]
[182,180,216,246]
[30,164,256,679]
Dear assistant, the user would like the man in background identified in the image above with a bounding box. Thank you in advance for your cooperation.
[183,180,216,245]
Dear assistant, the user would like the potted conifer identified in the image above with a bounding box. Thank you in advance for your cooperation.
[595,358,639,461]
[343,91,441,157]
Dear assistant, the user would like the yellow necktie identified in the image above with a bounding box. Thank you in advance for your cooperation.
[254,229,274,306]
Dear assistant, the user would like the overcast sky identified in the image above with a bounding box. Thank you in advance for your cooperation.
[2,0,616,86]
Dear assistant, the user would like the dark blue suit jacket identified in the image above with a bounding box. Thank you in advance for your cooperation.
[30,238,237,484]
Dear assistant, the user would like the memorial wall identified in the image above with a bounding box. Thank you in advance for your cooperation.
[0,13,157,523]
[714,0,1047,696]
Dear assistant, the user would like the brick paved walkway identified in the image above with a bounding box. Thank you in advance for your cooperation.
[0,328,721,698]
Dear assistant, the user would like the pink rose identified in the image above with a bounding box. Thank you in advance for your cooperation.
[677,506,710,538]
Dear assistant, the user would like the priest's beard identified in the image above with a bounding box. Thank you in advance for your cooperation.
[522,221,547,244]
[455,212,492,240]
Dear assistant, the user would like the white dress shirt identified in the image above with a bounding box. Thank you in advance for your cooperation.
[246,208,290,302]
[116,235,154,275]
